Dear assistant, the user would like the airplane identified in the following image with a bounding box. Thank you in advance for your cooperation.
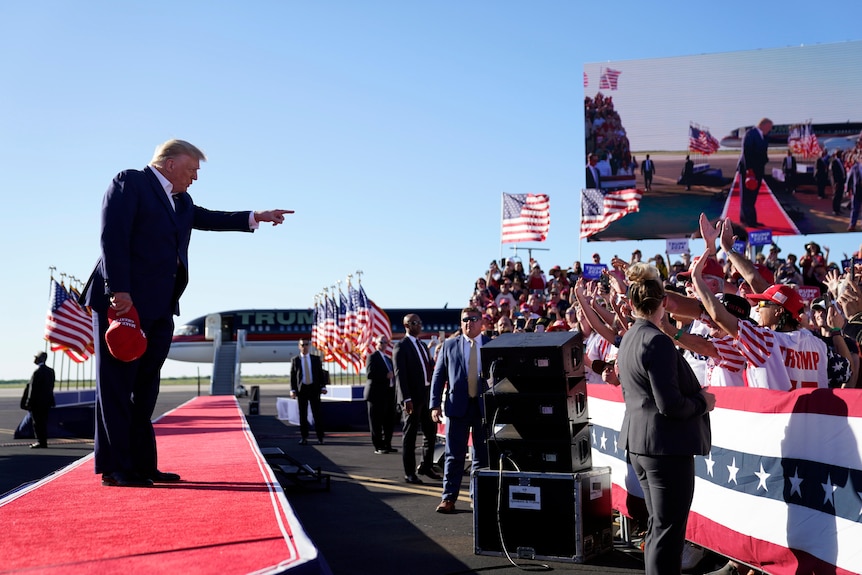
[168,307,462,364]
[719,121,862,149]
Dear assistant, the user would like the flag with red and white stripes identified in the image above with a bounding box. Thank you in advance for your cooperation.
[44,280,94,363]
[501,193,550,244]
[599,68,621,90]
[579,187,642,238]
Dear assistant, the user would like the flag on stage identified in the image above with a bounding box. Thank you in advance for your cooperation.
[579,187,641,239]
[599,68,621,90]
[44,280,94,362]
[689,124,720,155]
[501,193,550,244]
[788,123,822,159]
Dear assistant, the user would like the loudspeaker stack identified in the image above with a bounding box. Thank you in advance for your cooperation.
[481,331,590,473]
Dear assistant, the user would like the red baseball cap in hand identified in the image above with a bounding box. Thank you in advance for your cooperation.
[106,306,147,362]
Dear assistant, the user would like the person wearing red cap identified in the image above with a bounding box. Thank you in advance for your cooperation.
[691,249,828,390]
[80,139,293,488]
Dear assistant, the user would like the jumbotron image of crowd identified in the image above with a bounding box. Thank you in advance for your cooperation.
[462,216,862,391]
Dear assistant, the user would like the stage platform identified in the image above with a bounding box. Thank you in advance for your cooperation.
[0,395,329,575]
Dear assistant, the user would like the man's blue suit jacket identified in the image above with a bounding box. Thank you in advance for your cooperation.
[430,334,491,419]
[81,166,252,321]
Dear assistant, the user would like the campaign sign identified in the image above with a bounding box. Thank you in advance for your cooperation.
[666,238,690,255]
[797,286,821,303]
[748,229,773,247]
[582,263,606,281]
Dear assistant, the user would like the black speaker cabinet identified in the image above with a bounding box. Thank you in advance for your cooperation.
[484,378,588,436]
[482,332,584,390]
[487,422,592,473]
[473,467,613,563]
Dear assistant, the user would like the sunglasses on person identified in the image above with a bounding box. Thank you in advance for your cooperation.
[757,301,779,309]
[461,316,481,323]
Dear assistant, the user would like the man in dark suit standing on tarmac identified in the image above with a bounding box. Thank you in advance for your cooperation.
[291,339,328,445]
[739,118,773,227]
[81,139,291,488]
[26,351,55,449]
[394,313,440,484]
[364,334,396,454]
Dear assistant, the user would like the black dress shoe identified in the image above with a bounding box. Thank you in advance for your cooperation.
[298,438,308,445]
[374,449,387,454]
[30,442,47,449]
[148,470,181,482]
[384,448,398,453]
[102,472,153,488]
[417,466,442,480]
[404,474,424,485]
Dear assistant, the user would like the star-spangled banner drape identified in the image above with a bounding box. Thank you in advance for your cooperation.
[587,384,862,575]
[501,193,550,244]
[689,124,720,155]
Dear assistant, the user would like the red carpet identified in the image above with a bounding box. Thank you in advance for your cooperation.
[0,396,325,575]
[721,172,800,236]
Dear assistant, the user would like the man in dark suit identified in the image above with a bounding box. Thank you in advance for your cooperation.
[394,313,440,484]
[290,339,328,445]
[26,351,55,449]
[738,118,773,227]
[640,154,656,191]
[81,139,291,487]
[831,150,847,216]
[364,335,396,454]
[585,153,601,189]
[815,148,829,199]
[430,308,491,514]
[782,150,798,194]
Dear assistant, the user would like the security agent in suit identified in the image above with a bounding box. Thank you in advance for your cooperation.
[831,149,847,216]
[782,150,798,194]
[81,139,291,488]
[640,154,656,191]
[586,153,601,189]
[27,351,55,449]
[291,339,328,444]
[617,263,715,575]
[394,313,440,484]
[430,308,491,514]
[738,118,773,227]
[364,335,397,454]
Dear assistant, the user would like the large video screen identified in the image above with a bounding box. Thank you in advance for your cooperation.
[583,41,862,241]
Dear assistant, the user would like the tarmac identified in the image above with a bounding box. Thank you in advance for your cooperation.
[0,383,728,575]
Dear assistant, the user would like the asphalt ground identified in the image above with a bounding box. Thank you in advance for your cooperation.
[0,384,730,574]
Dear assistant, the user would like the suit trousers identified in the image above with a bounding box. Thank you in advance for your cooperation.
[629,453,695,575]
[367,392,395,450]
[93,311,174,476]
[30,407,50,447]
[833,181,846,214]
[296,385,324,440]
[441,397,487,502]
[401,398,436,475]
[740,174,761,225]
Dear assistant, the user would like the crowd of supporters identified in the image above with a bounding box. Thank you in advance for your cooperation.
[464,220,862,391]
[584,93,635,176]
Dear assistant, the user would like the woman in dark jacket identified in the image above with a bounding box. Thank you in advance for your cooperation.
[617,263,715,575]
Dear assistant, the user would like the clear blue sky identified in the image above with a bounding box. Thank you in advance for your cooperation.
[2,1,862,381]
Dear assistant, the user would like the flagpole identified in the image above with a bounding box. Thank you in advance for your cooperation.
[499,193,504,263]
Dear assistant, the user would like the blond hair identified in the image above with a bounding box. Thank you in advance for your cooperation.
[151,139,207,167]
[626,262,665,316]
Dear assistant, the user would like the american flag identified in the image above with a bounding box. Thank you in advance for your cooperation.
[579,187,642,239]
[788,123,823,159]
[501,193,550,244]
[599,68,621,91]
[44,280,94,363]
[689,124,720,155]
[338,287,362,373]
[589,384,862,575]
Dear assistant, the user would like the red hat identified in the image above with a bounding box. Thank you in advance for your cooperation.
[676,256,725,280]
[745,284,804,317]
[106,306,147,362]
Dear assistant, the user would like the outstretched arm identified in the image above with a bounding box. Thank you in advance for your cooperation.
[254,209,294,226]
